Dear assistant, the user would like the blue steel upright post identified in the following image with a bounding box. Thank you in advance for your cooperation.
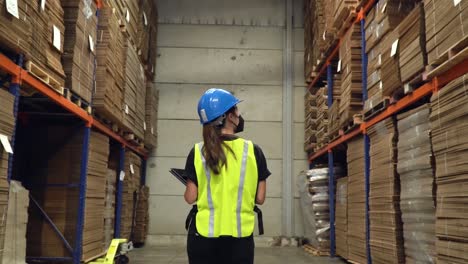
[361,17,372,264]
[73,124,91,264]
[140,158,147,186]
[115,146,125,238]
[326,64,336,257]
[7,54,23,182]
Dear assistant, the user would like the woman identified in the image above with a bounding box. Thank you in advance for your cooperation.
[184,88,271,264]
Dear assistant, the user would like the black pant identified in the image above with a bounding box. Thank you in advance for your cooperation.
[187,234,255,264]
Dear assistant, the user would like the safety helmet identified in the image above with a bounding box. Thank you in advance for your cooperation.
[197,88,241,124]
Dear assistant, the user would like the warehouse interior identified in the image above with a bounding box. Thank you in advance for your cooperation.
[0,0,467,263]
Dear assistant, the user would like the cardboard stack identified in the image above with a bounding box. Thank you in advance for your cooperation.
[315,87,329,149]
[339,24,362,127]
[333,0,359,31]
[123,39,146,141]
[144,83,158,148]
[324,0,337,47]
[61,0,98,103]
[368,118,404,264]
[120,151,141,240]
[115,0,139,46]
[95,1,125,126]
[347,137,367,264]
[336,177,348,259]
[397,104,436,263]
[304,92,317,152]
[103,169,116,250]
[0,89,15,261]
[365,0,416,110]
[304,0,327,78]
[380,29,401,97]
[2,181,29,264]
[327,74,342,139]
[0,0,32,56]
[28,0,66,88]
[133,185,149,244]
[26,129,109,261]
[424,0,468,67]
[398,4,426,87]
[430,74,468,263]
[137,0,158,74]
[304,0,315,79]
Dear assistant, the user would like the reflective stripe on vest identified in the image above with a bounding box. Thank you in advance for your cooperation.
[194,138,258,238]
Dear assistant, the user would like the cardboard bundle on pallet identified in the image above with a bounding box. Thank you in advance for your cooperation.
[303,0,315,80]
[430,74,468,264]
[26,129,109,261]
[115,0,139,45]
[380,30,401,97]
[27,0,66,92]
[61,0,98,103]
[333,0,359,32]
[95,1,125,126]
[103,169,116,250]
[137,0,158,70]
[324,0,337,48]
[144,83,158,149]
[0,0,32,56]
[368,118,404,264]
[397,104,436,264]
[365,0,417,110]
[336,177,348,259]
[133,185,149,244]
[304,92,317,152]
[424,0,468,68]
[315,87,329,150]
[339,24,363,127]
[0,89,15,262]
[120,151,141,240]
[327,74,342,139]
[347,137,367,264]
[123,39,146,142]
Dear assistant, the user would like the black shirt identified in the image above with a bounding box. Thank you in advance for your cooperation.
[184,135,271,186]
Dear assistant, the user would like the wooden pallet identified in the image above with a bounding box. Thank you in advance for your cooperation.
[25,61,64,95]
[402,71,426,95]
[363,98,390,121]
[425,34,468,79]
[124,132,145,148]
[64,88,92,114]
[303,244,330,257]
[340,114,363,135]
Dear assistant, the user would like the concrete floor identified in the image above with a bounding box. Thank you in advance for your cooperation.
[128,244,345,264]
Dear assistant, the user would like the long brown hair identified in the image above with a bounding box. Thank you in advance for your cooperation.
[202,108,236,174]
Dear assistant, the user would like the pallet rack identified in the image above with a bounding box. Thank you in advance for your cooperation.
[0,0,149,263]
[306,0,468,261]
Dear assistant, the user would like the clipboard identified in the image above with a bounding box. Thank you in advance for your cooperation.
[170,168,188,186]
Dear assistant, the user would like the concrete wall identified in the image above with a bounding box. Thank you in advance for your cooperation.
[147,0,307,238]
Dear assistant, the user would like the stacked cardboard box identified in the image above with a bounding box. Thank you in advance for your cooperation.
[95,1,125,126]
[424,0,468,67]
[144,83,158,148]
[26,129,109,261]
[336,177,348,259]
[115,0,139,46]
[365,0,416,109]
[303,0,315,79]
[347,137,367,264]
[28,0,66,88]
[304,0,328,78]
[324,1,337,46]
[137,0,157,69]
[133,185,149,244]
[123,39,146,141]
[0,0,32,56]
[380,29,401,97]
[315,87,329,149]
[339,24,362,127]
[0,89,15,261]
[304,92,317,152]
[103,169,116,250]
[397,104,436,263]
[2,181,29,264]
[333,0,359,31]
[430,74,468,263]
[62,0,98,103]
[368,118,404,264]
[120,151,141,240]
[327,74,342,139]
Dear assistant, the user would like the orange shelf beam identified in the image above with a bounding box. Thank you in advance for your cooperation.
[0,53,148,158]
[307,0,376,92]
[308,57,468,163]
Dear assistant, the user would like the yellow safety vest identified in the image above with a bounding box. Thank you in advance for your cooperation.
[194,138,258,238]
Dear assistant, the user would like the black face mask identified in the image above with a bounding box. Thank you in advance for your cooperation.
[235,115,244,133]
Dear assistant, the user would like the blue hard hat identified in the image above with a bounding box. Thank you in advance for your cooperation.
[197,88,241,124]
